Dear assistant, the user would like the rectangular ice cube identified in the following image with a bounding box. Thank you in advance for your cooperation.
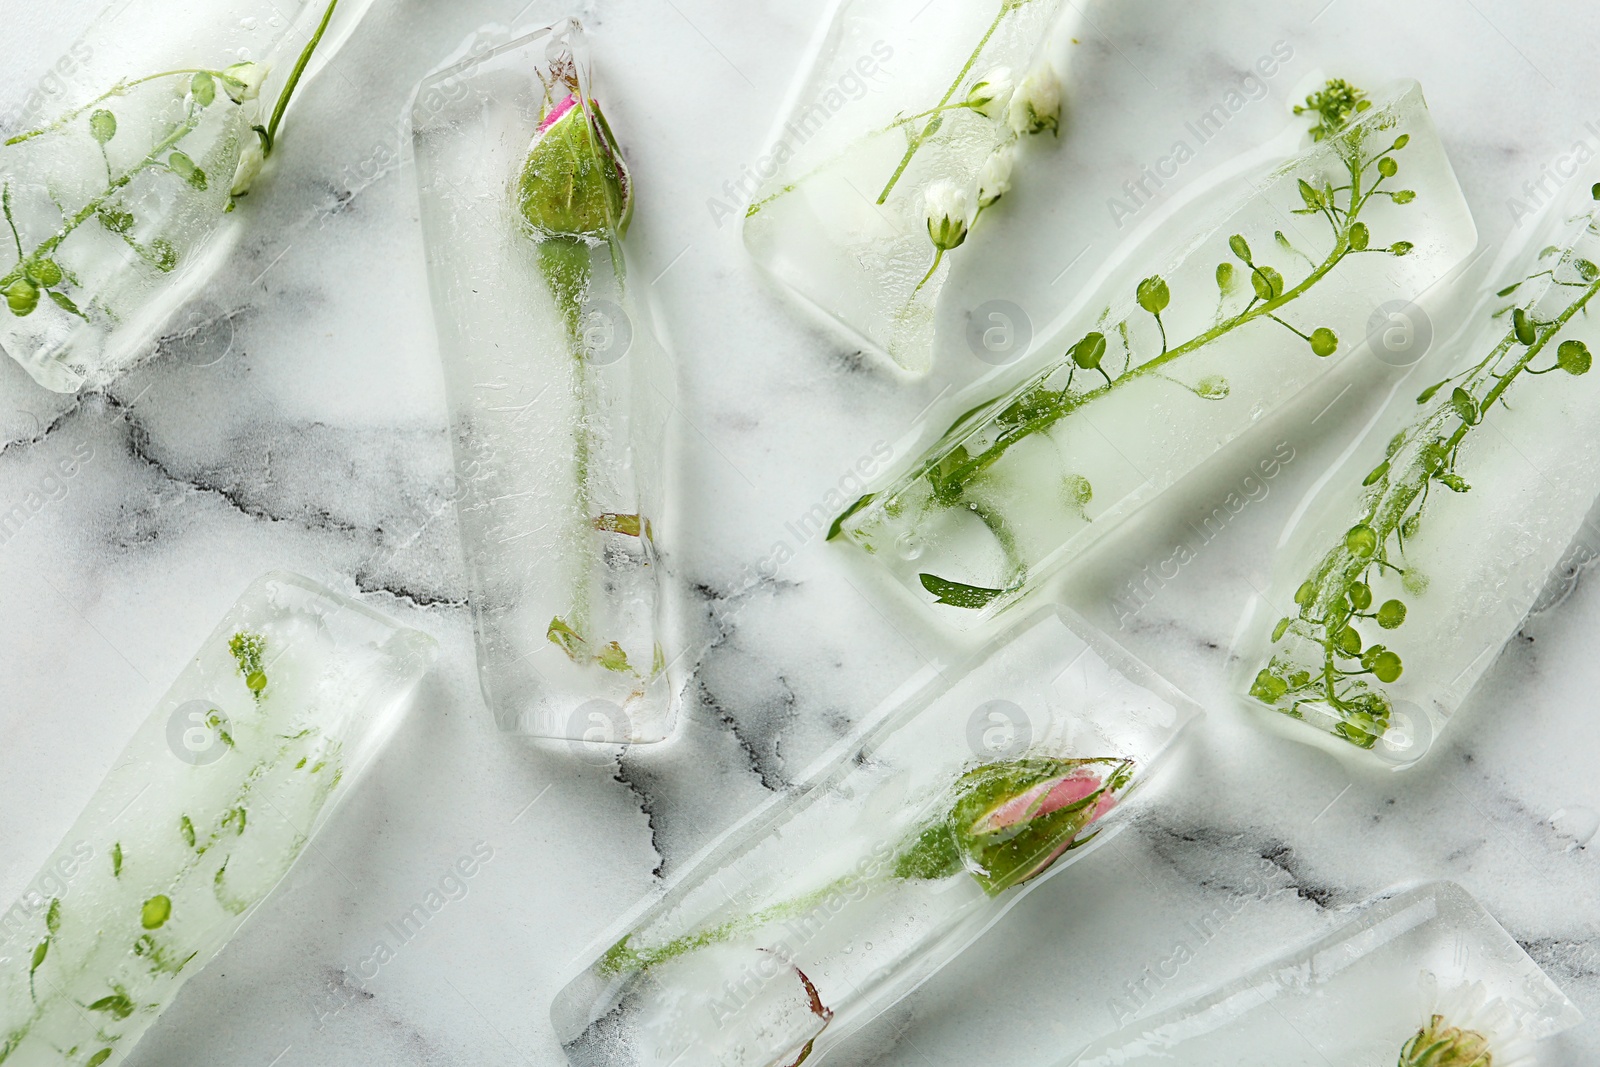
[551,607,1199,1067]
[742,0,1078,372]
[0,572,434,1065]
[412,22,678,743]
[1068,882,1581,1066]
[832,79,1477,629]
[0,0,379,393]
[1240,173,1600,765]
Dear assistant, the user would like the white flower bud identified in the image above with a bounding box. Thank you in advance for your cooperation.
[223,62,270,104]
[924,180,971,252]
[1008,65,1061,136]
[965,67,1014,119]
[977,144,1016,208]
[231,138,265,197]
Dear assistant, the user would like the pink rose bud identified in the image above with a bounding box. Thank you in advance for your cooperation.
[515,90,633,241]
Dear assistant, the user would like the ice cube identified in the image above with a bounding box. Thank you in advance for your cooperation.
[832,79,1477,629]
[551,606,1199,1067]
[1070,882,1581,1066]
[0,572,435,1065]
[1240,169,1600,766]
[411,22,678,743]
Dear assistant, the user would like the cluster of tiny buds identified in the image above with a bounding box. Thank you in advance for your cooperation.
[923,63,1061,256]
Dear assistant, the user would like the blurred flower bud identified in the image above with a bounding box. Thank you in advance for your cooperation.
[966,67,1014,119]
[924,180,971,252]
[223,62,270,104]
[977,144,1016,208]
[1008,65,1061,136]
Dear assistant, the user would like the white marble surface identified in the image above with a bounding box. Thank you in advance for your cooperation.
[2,1,1599,1064]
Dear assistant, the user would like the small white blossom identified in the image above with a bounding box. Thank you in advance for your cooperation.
[1008,65,1061,136]
[965,67,1014,119]
[924,180,971,251]
[976,144,1016,208]
[230,138,265,197]
[223,62,270,104]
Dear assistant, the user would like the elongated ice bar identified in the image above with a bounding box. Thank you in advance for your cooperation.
[1240,177,1600,765]
[0,572,434,1065]
[742,0,1076,372]
[1069,882,1580,1066]
[552,607,1199,1067]
[412,24,677,742]
[0,0,379,393]
[832,80,1477,629]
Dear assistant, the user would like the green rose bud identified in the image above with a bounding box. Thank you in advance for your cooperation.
[515,91,633,241]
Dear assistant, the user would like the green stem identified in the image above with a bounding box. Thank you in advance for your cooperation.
[261,0,341,156]
[4,69,233,146]
[601,868,881,977]
[538,237,601,639]
[876,0,1025,204]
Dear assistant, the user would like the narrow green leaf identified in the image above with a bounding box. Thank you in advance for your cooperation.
[141,895,171,930]
[918,573,1006,610]
[87,994,135,1020]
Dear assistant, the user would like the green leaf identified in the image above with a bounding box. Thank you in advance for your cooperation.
[1438,472,1471,492]
[828,494,875,541]
[1310,327,1338,357]
[1336,626,1362,656]
[1062,473,1093,508]
[88,1051,113,1067]
[1344,524,1378,558]
[1293,580,1317,607]
[97,206,133,234]
[1449,387,1477,425]
[1577,259,1599,281]
[46,898,60,934]
[1070,331,1107,371]
[89,109,116,144]
[150,238,178,273]
[1392,134,1410,150]
[1251,265,1284,301]
[919,573,1006,610]
[29,939,47,974]
[1513,306,1536,346]
[47,289,88,321]
[1362,461,1389,487]
[168,152,197,180]
[1370,649,1403,683]
[1558,339,1592,375]
[1195,375,1229,399]
[1348,582,1372,610]
[1416,379,1448,404]
[1271,617,1291,642]
[1388,241,1414,256]
[597,641,632,673]
[1135,275,1170,315]
[1376,599,1407,628]
[87,994,135,1020]
[1391,189,1416,204]
[1377,156,1398,178]
[191,71,216,107]
[1297,178,1323,211]
[179,815,196,849]
[1229,234,1251,262]
[141,895,171,930]
[112,843,123,877]
[25,258,62,287]
[4,278,38,317]
[1250,670,1288,703]
[1215,262,1236,291]
[1349,221,1370,251]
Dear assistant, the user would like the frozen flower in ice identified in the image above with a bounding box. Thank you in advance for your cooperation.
[924,180,971,252]
[222,62,270,104]
[965,67,1014,119]
[516,91,633,241]
[230,137,266,198]
[977,144,1017,208]
[893,757,1131,895]
[1398,975,1537,1067]
[1008,65,1061,136]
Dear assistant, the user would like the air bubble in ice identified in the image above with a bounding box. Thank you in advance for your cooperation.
[895,531,922,561]
[240,17,258,29]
